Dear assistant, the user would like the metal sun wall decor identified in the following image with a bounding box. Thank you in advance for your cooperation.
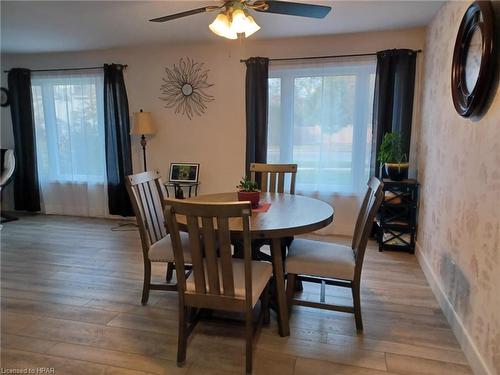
[160,57,214,120]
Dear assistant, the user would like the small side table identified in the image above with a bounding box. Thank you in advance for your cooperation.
[376,179,418,253]
[164,182,200,199]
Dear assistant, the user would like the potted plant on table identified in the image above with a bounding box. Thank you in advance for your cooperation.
[236,177,260,208]
[378,132,409,181]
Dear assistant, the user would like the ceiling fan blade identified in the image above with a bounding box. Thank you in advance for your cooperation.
[255,1,331,19]
[149,6,220,23]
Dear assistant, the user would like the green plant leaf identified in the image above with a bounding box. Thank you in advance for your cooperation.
[377,132,407,164]
[236,176,259,192]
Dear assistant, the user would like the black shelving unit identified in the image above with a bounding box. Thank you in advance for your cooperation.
[376,179,418,253]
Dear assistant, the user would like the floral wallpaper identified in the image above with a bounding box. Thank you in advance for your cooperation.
[418,2,500,374]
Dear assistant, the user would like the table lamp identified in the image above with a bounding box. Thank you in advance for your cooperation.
[131,109,156,171]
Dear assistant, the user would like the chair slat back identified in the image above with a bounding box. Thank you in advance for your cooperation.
[164,200,253,301]
[351,186,372,250]
[352,177,384,282]
[126,171,168,250]
[250,163,297,194]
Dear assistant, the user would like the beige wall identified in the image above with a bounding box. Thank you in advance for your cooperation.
[0,27,425,234]
[417,2,500,374]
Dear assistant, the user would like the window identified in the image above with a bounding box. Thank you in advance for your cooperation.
[32,71,105,183]
[31,70,107,216]
[268,57,376,195]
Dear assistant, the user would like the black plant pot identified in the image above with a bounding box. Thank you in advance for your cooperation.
[384,163,409,181]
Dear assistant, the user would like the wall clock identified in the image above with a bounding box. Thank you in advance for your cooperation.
[0,87,9,107]
[451,1,495,117]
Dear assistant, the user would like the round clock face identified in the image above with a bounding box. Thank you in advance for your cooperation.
[181,83,193,96]
[0,87,9,107]
[464,27,482,94]
[451,1,495,118]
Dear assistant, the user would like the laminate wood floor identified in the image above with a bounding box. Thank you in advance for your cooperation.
[1,215,472,375]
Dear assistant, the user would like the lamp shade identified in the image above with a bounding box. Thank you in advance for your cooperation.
[209,12,237,39]
[244,15,260,37]
[229,9,247,34]
[131,110,156,135]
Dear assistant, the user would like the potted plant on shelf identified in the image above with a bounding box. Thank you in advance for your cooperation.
[378,132,409,181]
[236,177,260,208]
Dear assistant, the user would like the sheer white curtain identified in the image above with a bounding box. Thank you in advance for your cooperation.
[267,56,376,235]
[31,70,108,217]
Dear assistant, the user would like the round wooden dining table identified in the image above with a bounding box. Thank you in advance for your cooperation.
[185,192,334,337]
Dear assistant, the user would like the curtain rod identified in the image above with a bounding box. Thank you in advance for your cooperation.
[3,64,128,73]
[240,50,422,63]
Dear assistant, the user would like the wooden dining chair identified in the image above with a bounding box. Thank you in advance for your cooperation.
[250,163,297,194]
[126,171,191,305]
[164,199,272,374]
[246,163,298,262]
[285,177,384,330]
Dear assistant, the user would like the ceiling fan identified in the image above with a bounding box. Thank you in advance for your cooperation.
[150,1,332,40]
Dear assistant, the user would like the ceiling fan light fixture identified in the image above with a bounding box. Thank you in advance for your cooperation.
[209,12,237,39]
[151,2,331,39]
[208,4,264,40]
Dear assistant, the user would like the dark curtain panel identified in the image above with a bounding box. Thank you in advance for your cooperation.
[0,149,6,175]
[8,68,41,212]
[103,64,133,216]
[371,49,417,177]
[245,57,269,178]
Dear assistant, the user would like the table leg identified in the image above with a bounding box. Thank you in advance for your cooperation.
[270,237,290,337]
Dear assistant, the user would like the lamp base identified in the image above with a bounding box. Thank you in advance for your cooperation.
[141,134,147,171]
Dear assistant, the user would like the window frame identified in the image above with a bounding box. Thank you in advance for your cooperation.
[267,58,376,195]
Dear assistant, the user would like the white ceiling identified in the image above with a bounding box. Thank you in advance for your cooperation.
[1,1,443,53]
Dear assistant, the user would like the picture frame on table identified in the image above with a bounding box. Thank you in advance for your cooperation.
[169,163,200,183]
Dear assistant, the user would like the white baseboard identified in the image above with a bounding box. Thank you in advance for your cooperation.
[415,243,492,375]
